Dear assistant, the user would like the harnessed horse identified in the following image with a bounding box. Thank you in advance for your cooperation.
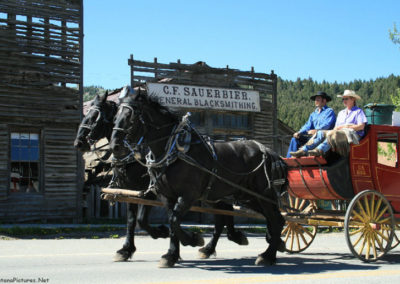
[75,90,248,262]
[74,91,169,261]
[110,91,288,267]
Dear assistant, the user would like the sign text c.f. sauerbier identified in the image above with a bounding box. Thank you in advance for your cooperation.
[146,83,260,112]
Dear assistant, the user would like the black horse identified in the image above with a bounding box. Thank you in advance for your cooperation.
[110,92,288,268]
[75,91,248,262]
[74,92,169,261]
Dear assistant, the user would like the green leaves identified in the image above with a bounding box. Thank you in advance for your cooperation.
[278,75,400,131]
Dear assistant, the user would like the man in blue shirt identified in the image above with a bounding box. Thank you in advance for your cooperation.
[287,91,336,158]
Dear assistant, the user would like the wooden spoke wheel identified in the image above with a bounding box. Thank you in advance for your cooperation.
[281,194,318,253]
[391,224,400,249]
[345,190,395,262]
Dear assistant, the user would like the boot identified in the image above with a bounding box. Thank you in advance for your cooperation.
[308,149,323,157]
[290,149,307,158]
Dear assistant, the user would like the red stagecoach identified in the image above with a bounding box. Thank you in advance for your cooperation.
[282,124,400,262]
[101,123,400,263]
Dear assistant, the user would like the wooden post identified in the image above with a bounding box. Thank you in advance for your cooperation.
[96,186,101,218]
[61,20,67,87]
[154,57,158,79]
[90,185,95,218]
[130,54,134,87]
[271,69,278,152]
[114,201,119,218]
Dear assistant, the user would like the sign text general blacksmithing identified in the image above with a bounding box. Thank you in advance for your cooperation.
[147,83,260,112]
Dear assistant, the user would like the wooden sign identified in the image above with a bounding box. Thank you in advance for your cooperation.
[147,83,260,112]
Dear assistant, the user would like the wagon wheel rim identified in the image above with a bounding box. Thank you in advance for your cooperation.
[344,190,395,262]
[391,224,400,249]
[281,194,317,253]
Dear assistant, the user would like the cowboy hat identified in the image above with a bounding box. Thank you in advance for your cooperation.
[337,90,361,100]
[310,91,332,102]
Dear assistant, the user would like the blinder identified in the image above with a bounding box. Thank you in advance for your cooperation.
[78,106,102,144]
[175,126,192,153]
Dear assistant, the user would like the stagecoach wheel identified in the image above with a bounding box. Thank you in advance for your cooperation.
[281,194,318,253]
[344,190,395,262]
[390,224,400,249]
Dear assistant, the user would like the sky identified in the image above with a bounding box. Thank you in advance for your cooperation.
[84,0,400,90]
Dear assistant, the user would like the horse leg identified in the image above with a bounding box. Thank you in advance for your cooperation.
[160,196,204,268]
[223,203,248,246]
[170,197,204,247]
[114,203,138,261]
[198,211,224,259]
[255,203,285,266]
[159,200,181,268]
[137,202,169,239]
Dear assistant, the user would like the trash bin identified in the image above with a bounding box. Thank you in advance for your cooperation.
[364,103,396,125]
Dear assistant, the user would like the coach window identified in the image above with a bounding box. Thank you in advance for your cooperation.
[377,132,398,168]
[10,132,41,193]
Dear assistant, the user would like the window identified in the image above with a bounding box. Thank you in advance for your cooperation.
[10,132,40,193]
[211,113,250,129]
[377,132,398,168]
[189,112,204,127]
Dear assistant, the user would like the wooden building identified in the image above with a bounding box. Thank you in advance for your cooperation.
[129,56,293,155]
[0,0,84,222]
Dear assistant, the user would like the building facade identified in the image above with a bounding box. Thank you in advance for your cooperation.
[0,0,84,222]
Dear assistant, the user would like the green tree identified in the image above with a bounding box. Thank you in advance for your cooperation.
[389,23,400,109]
[390,88,400,111]
[83,85,107,101]
[389,23,400,46]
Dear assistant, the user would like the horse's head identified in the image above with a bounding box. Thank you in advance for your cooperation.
[111,89,180,159]
[74,91,117,152]
[110,92,146,158]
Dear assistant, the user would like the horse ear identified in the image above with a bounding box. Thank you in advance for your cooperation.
[99,92,107,103]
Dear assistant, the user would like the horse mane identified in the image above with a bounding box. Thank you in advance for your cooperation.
[120,92,179,123]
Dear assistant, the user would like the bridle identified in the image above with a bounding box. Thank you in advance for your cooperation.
[112,102,178,165]
[78,103,116,146]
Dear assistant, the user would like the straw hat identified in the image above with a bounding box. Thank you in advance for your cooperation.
[337,90,361,100]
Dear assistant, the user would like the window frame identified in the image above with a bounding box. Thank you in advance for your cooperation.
[376,132,399,168]
[8,127,44,195]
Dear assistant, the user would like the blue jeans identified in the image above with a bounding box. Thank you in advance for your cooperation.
[286,135,310,157]
[302,131,331,153]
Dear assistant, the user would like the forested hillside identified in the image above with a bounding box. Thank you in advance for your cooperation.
[83,86,108,102]
[277,75,400,131]
[83,74,400,131]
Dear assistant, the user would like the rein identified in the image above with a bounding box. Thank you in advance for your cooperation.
[113,101,295,211]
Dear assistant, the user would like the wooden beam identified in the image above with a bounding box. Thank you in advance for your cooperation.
[101,193,265,220]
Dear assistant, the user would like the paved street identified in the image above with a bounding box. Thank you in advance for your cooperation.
[1,232,400,284]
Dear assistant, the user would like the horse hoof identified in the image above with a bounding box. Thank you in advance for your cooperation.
[157,225,170,239]
[193,233,205,247]
[227,231,249,246]
[255,255,276,266]
[113,246,135,262]
[277,239,286,253]
[113,251,132,262]
[198,247,216,259]
[158,256,177,268]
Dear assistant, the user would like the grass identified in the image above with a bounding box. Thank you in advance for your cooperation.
[0,225,124,239]
[0,223,379,239]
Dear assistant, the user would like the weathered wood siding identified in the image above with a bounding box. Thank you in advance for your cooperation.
[129,57,279,150]
[0,0,83,222]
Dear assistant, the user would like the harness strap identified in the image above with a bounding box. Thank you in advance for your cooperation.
[176,152,279,206]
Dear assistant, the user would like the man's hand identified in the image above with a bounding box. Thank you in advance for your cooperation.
[307,129,317,135]
[293,132,300,139]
